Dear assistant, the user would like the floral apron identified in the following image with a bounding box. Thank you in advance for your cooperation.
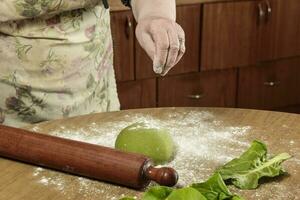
[0,1,120,127]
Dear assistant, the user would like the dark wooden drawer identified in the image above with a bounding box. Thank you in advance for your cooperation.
[111,11,135,82]
[117,79,156,109]
[275,105,300,114]
[158,70,237,107]
[237,57,300,110]
[135,4,201,79]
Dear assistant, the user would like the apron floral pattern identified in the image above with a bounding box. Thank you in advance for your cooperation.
[0,1,120,127]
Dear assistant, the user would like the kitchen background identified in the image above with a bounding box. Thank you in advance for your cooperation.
[109,0,300,113]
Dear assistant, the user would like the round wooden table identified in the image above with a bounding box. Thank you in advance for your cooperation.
[0,108,299,200]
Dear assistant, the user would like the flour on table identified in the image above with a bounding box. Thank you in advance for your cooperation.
[30,111,253,199]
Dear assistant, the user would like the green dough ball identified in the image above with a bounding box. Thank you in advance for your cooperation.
[115,122,175,164]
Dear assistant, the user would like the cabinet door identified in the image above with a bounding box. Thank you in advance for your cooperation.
[238,57,300,110]
[135,5,201,79]
[110,11,135,82]
[201,1,259,70]
[117,79,156,109]
[158,70,237,107]
[259,0,300,61]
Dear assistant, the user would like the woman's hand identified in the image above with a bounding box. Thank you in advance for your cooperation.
[135,17,185,76]
[131,0,186,76]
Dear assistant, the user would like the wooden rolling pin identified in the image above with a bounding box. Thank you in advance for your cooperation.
[0,125,178,189]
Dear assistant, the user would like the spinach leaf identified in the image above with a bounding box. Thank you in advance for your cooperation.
[166,187,207,200]
[191,173,243,200]
[142,186,174,200]
[120,140,291,200]
[218,140,291,189]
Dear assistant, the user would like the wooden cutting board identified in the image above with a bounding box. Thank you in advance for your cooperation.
[0,108,299,200]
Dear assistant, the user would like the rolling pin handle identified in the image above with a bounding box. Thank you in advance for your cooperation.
[144,165,178,187]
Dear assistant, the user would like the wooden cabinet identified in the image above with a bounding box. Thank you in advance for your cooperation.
[111,1,300,113]
[110,11,135,82]
[237,57,300,110]
[276,105,300,114]
[201,1,259,70]
[158,70,237,107]
[135,5,201,79]
[117,79,156,109]
[258,0,300,61]
[202,0,300,70]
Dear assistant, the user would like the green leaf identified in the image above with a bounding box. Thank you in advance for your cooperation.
[191,173,243,200]
[231,196,244,200]
[120,198,135,200]
[218,140,292,189]
[166,187,207,200]
[142,186,174,200]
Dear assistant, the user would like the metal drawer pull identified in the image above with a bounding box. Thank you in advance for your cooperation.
[125,16,132,39]
[187,94,204,99]
[263,81,280,87]
[265,0,272,22]
[266,0,272,15]
[258,2,266,24]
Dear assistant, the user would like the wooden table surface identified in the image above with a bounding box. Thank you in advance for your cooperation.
[0,108,299,200]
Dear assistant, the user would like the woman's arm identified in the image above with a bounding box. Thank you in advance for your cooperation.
[131,0,186,75]
[0,0,99,22]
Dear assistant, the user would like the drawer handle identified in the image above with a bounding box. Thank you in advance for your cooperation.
[258,2,266,24]
[263,81,280,87]
[265,0,272,15]
[125,16,132,39]
[187,94,204,99]
[265,0,272,21]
